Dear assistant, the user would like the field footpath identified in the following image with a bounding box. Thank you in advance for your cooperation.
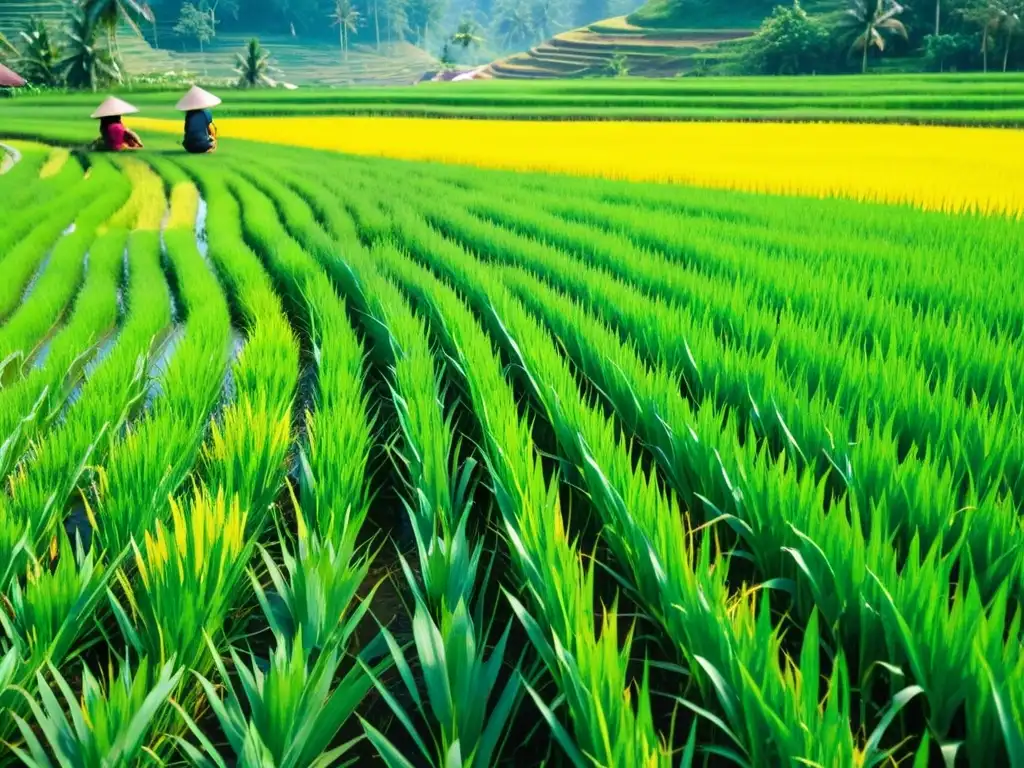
[130,115,1024,215]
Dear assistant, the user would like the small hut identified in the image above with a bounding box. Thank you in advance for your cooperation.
[0,63,26,88]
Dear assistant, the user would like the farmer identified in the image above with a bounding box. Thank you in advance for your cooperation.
[176,85,221,154]
[91,97,144,152]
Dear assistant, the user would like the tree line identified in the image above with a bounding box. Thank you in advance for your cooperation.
[0,0,281,90]
[741,0,1022,74]
[157,0,637,55]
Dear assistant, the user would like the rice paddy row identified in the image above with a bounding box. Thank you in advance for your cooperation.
[6,73,1024,125]
[0,136,1022,766]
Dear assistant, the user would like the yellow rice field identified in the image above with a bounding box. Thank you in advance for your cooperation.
[130,116,1024,215]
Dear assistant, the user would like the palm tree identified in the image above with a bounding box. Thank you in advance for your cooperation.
[493,0,534,49]
[451,18,484,49]
[370,0,382,49]
[235,37,277,87]
[81,0,154,59]
[839,0,908,72]
[1001,6,1021,70]
[329,0,362,61]
[59,3,120,90]
[962,0,1019,72]
[0,32,16,60]
[18,18,63,86]
[531,0,568,40]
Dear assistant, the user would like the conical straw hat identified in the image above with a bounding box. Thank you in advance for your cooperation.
[175,85,221,111]
[0,63,26,87]
[90,96,139,119]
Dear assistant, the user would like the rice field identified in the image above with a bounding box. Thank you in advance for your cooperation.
[0,124,1023,767]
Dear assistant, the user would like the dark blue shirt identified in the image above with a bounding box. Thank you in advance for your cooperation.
[183,109,213,151]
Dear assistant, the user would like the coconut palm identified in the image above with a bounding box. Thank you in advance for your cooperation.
[18,17,63,86]
[531,0,568,40]
[964,0,1021,71]
[0,32,16,60]
[838,0,908,72]
[451,17,484,49]
[329,0,362,61]
[493,0,534,49]
[59,2,120,90]
[1001,5,1022,70]
[235,37,277,87]
[81,0,154,58]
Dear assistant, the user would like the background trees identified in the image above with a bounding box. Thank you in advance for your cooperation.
[839,0,909,72]
[0,0,1021,87]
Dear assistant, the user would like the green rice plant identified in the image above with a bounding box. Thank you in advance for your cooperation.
[0,182,129,378]
[108,486,250,673]
[0,229,127,445]
[237,160,488,612]
[370,201,871,766]
[234,162,530,768]
[250,512,375,655]
[0,154,86,258]
[175,629,381,767]
[493,190,1024,503]
[95,164,231,555]
[261,164,673,765]
[0,532,121,750]
[358,242,666,764]
[360,592,523,768]
[0,168,171,556]
[221,166,374,551]
[6,656,182,768]
[360,173,1023,763]
[388,172,1024,608]
[178,162,299,539]
[0,161,109,321]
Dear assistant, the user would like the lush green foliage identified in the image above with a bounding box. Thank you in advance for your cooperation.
[0,129,1022,766]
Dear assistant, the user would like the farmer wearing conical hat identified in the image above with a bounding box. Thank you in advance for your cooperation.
[90,96,144,152]
[176,85,221,154]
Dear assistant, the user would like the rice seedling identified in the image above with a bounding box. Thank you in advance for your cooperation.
[0,154,87,257]
[95,160,232,556]
[108,486,249,672]
[0,160,115,322]
[7,656,182,768]
[387,171,1024,608]
[219,165,373,550]
[179,162,299,538]
[0,166,130,371]
[0,229,127,442]
[175,629,380,767]
[2,123,1022,766]
[0,532,122,749]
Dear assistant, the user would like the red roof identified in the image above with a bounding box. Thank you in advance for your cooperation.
[0,63,26,87]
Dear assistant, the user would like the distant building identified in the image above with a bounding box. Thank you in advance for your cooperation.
[0,63,26,88]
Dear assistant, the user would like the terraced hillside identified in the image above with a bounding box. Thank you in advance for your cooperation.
[1,126,1023,766]
[480,16,750,79]
[144,35,439,87]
